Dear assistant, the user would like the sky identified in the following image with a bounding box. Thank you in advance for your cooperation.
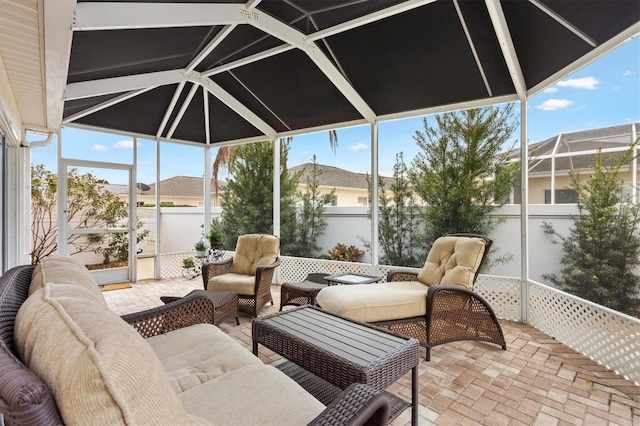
[31,37,640,185]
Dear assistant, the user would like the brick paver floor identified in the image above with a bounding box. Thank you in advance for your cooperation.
[103,276,640,425]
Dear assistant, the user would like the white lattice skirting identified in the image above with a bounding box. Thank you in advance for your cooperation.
[159,252,640,386]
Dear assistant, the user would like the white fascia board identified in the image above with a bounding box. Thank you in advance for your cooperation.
[249,9,376,123]
[188,72,277,139]
[65,70,183,100]
[73,2,245,31]
[485,0,527,101]
[43,0,75,130]
[528,23,640,98]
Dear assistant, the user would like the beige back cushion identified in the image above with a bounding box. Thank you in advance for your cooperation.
[30,255,104,304]
[231,234,280,275]
[417,236,486,289]
[15,282,190,425]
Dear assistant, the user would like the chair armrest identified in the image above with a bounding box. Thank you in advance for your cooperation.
[122,293,214,338]
[386,269,419,282]
[254,258,281,292]
[307,383,389,426]
[202,258,233,289]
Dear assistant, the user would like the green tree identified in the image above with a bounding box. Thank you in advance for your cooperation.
[543,145,640,314]
[220,140,300,249]
[368,153,423,267]
[288,156,334,257]
[409,106,519,250]
[31,164,147,263]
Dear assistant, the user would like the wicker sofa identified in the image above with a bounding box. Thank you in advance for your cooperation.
[0,256,389,425]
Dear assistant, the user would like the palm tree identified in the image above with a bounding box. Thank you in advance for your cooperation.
[212,130,338,196]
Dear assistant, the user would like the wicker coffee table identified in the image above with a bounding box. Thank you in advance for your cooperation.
[252,305,420,425]
[161,290,239,326]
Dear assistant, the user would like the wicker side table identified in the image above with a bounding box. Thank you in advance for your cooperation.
[161,290,239,326]
[279,273,328,311]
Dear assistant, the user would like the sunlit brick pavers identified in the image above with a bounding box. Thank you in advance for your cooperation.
[103,277,640,425]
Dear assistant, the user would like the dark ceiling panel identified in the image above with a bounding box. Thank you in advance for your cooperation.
[205,93,264,143]
[68,27,216,83]
[285,0,405,31]
[212,73,289,133]
[227,49,362,130]
[326,1,491,115]
[63,93,125,119]
[503,1,591,89]
[540,0,640,44]
[73,85,180,137]
[457,0,514,97]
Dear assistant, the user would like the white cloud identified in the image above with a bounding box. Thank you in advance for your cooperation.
[623,70,635,77]
[543,87,558,93]
[299,150,311,156]
[556,76,600,90]
[379,170,394,177]
[348,142,368,152]
[92,144,108,151]
[114,140,141,149]
[535,99,573,111]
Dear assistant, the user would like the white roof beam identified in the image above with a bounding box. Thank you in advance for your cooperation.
[167,83,199,139]
[309,0,437,41]
[184,71,277,139]
[73,2,245,31]
[485,0,527,101]
[65,70,183,100]
[248,9,376,123]
[156,82,187,138]
[454,0,492,97]
[187,25,237,72]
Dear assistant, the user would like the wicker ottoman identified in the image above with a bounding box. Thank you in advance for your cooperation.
[161,290,239,326]
[279,273,328,311]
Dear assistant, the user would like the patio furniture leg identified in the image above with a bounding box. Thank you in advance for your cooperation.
[412,366,418,426]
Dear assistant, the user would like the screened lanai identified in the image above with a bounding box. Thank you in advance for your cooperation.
[0,0,640,387]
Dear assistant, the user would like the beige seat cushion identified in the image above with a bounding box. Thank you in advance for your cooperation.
[15,282,190,425]
[208,273,256,295]
[417,236,486,289]
[316,281,430,323]
[146,323,262,394]
[30,255,105,305]
[231,234,279,275]
[179,364,325,425]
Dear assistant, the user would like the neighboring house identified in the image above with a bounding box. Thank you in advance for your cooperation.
[508,123,640,204]
[289,163,396,207]
[137,176,226,207]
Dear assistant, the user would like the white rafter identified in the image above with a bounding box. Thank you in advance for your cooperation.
[485,0,527,101]
[167,83,199,139]
[183,71,277,139]
[63,87,155,123]
[65,70,183,100]
[156,82,187,138]
[454,0,492,97]
[529,0,597,48]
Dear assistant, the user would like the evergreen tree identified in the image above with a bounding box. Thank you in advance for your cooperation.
[369,153,423,267]
[543,145,640,314]
[220,140,299,249]
[288,156,334,257]
[409,106,519,250]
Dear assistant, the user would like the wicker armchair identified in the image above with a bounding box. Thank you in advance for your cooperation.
[317,234,506,361]
[377,234,506,360]
[202,234,280,317]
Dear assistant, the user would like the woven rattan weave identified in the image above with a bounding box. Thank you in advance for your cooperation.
[253,305,420,426]
[279,272,328,310]
[162,290,239,325]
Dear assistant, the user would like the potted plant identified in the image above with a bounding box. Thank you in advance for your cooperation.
[205,219,224,247]
[182,257,195,268]
[328,243,365,262]
[194,239,208,257]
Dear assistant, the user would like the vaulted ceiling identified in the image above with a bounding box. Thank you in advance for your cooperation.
[12,0,640,146]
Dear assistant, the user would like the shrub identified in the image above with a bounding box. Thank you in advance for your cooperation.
[328,243,365,262]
